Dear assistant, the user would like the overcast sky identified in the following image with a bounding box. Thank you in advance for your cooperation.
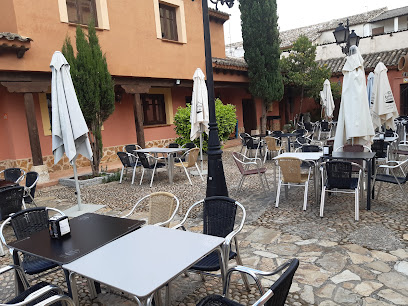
[209,0,408,45]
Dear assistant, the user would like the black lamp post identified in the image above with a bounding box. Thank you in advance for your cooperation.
[194,0,234,197]
[333,19,360,55]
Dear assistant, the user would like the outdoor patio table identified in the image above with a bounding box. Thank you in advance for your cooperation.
[373,135,398,143]
[321,151,376,210]
[8,213,144,295]
[273,152,323,204]
[63,225,225,306]
[135,147,187,184]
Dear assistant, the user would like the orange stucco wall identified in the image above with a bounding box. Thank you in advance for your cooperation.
[210,20,226,59]
[0,0,17,33]
[0,0,216,80]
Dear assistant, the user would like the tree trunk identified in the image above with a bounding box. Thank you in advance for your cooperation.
[89,128,101,177]
[299,86,304,115]
[261,100,268,134]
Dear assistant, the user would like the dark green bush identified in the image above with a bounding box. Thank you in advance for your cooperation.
[173,99,237,150]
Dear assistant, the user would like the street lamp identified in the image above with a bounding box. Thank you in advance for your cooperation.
[194,0,234,197]
[333,19,360,55]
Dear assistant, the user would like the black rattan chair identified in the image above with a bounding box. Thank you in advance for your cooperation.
[242,135,262,158]
[22,172,39,207]
[320,161,362,221]
[136,152,166,187]
[372,158,408,199]
[0,265,75,305]
[0,168,25,184]
[173,196,250,291]
[300,145,321,152]
[0,186,24,221]
[182,142,197,149]
[117,152,139,184]
[318,121,331,140]
[0,207,65,276]
[372,139,388,160]
[196,259,299,306]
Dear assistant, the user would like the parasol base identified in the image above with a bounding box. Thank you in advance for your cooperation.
[63,203,105,218]
[191,169,207,176]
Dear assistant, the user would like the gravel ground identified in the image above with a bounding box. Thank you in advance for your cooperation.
[1,145,407,305]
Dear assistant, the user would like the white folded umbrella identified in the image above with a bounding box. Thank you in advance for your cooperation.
[50,51,93,210]
[370,62,399,131]
[320,79,335,120]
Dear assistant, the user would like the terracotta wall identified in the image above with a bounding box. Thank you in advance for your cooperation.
[0,0,223,81]
[0,0,17,33]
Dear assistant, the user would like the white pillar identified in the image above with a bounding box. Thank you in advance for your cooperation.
[394,17,398,32]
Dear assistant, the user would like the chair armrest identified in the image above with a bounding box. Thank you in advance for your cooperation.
[22,284,63,303]
[121,195,146,218]
[223,259,294,297]
[171,199,204,230]
[0,265,30,291]
[224,201,246,246]
[37,294,76,306]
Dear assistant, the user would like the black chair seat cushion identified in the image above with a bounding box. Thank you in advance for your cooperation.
[375,174,407,184]
[197,294,242,306]
[6,281,63,305]
[326,177,359,190]
[22,256,59,275]
[192,250,236,272]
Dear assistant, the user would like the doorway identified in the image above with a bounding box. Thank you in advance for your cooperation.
[242,99,257,133]
[401,84,408,115]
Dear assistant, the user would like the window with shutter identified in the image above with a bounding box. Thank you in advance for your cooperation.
[159,3,178,41]
[66,0,98,26]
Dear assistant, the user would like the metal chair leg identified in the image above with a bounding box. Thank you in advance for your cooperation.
[320,187,326,217]
[120,166,124,183]
[275,180,281,207]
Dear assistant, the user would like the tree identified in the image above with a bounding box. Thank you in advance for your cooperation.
[173,99,236,150]
[281,35,335,115]
[240,0,283,134]
[62,20,115,176]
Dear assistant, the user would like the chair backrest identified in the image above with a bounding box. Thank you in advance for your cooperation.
[203,196,238,238]
[272,130,283,137]
[264,136,279,151]
[186,148,200,167]
[24,171,39,200]
[301,145,320,152]
[3,168,24,183]
[343,144,364,152]
[294,129,307,136]
[277,157,302,183]
[168,143,179,148]
[243,135,257,149]
[0,186,24,221]
[232,152,245,175]
[9,207,50,240]
[148,192,179,227]
[326,161,353,189]
[321,121,330,131]
[296,136,310,145]
[304,122,312,131]
[372,139,387,158]
[183,142,196,149]
[385,129,394,137]
[136,152,151,168]
[124,144,136,154]
[265,259,300,306]
[117,152,134,167]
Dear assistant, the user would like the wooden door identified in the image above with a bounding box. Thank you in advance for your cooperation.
[242,99,257,133]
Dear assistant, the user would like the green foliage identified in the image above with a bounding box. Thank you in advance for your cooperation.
[62,20,115,176]
[102,171,121,183]
[281,35,332,113]
[173,99,237,150]
[330,81,342,100]
[240,0,283,105]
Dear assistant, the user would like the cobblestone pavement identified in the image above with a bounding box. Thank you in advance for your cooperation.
[0,146,407,305]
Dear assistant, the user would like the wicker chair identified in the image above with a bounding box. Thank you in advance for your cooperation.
[0,168,25,184]
[117,152,140,184]
[173,196,250,291]
[136,152,166,187]
[122,192,179,227]
[372,158,408,199]
[275,157,312,210]
[174,148,203,185]
[263,136,283,163]
[196,259,299,306]
[22,172,39,207]
[0,207,66,280]
[0,186,24,221]
[0,265,75,305]
[232,152,269,192]
[320,161,363,221]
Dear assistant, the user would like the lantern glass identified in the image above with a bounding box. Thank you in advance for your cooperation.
[349,30,360,47]
[333,23,347,44]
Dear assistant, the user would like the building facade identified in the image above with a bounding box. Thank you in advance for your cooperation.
[0,0,263,174]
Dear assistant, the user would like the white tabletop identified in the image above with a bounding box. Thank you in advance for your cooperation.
[135,147,187,154]
[274,152,323,161]
[373,136,398,143]
[63,225,224,299]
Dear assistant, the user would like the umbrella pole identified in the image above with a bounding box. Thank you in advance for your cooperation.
[72,156,82,210]
[200,124,204,172]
